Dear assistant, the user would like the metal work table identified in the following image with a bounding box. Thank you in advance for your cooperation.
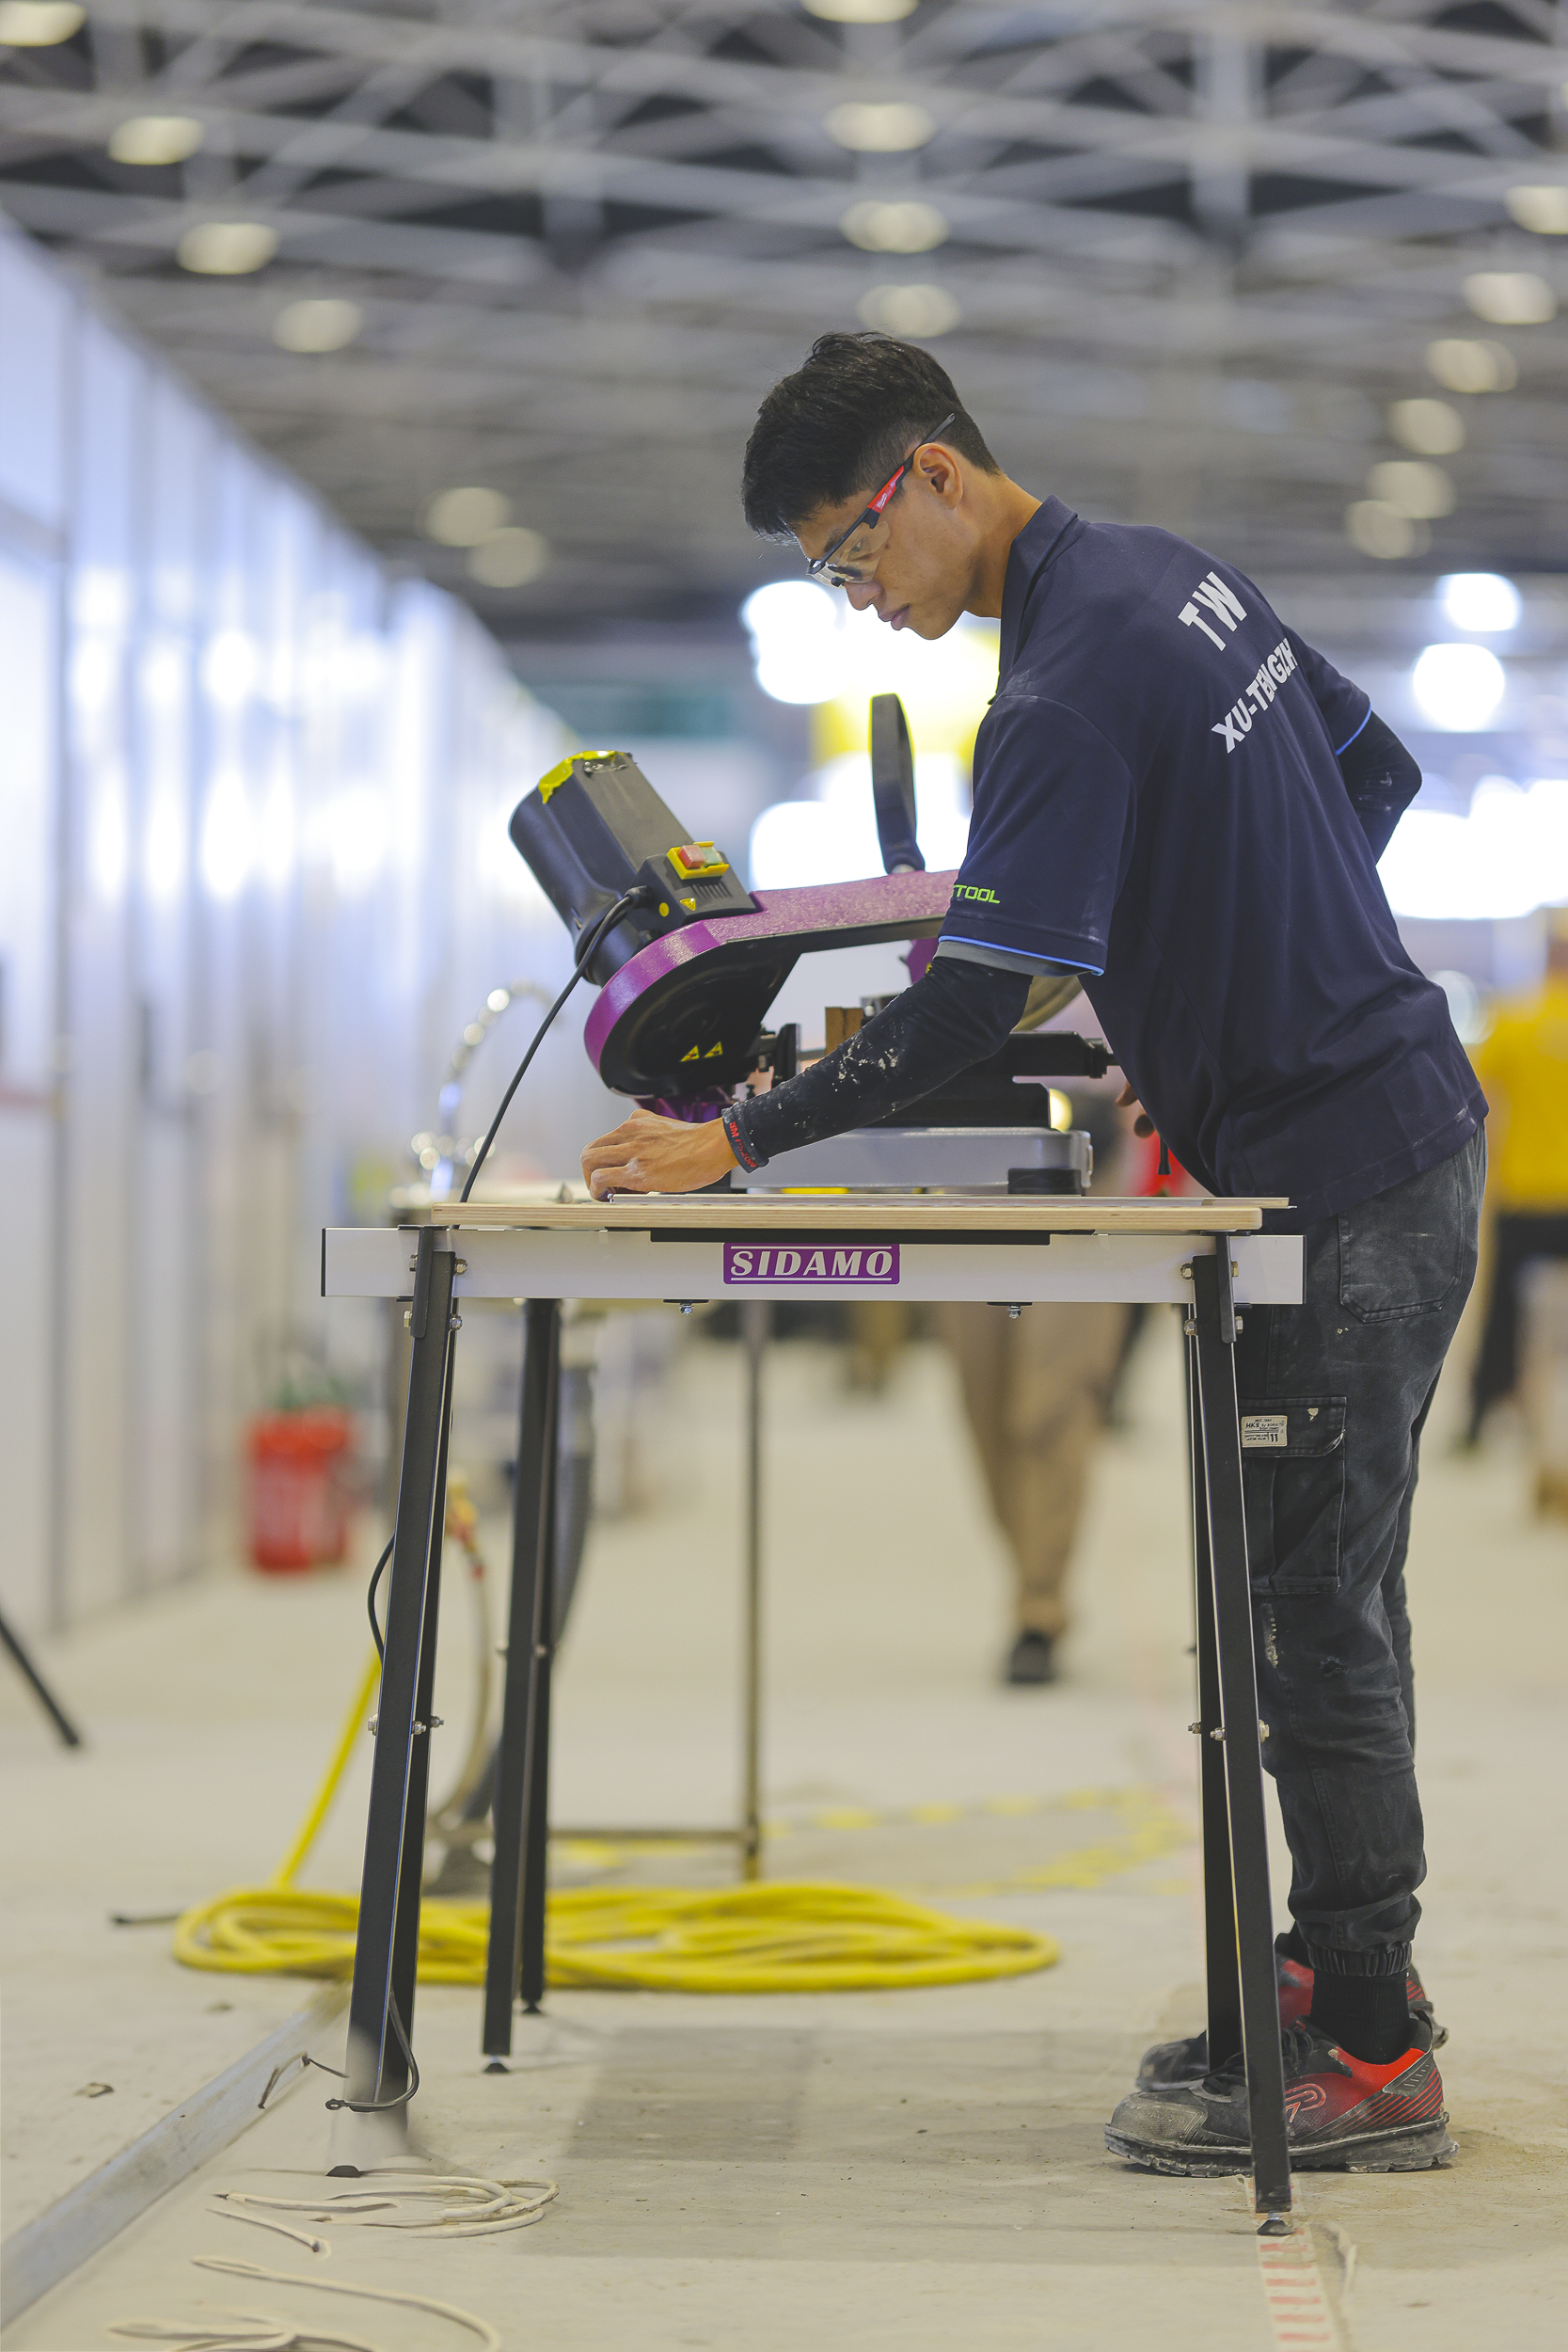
[322,1191,1304,2217]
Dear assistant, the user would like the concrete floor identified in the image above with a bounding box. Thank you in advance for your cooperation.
[4,1311,1567,2348]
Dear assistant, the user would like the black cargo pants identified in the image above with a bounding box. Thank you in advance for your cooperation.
[1234,1128,1485,1970]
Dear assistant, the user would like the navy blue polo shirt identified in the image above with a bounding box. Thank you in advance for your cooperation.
[936,499,1484,1222]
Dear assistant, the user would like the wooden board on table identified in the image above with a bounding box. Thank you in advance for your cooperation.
[420,1194,1287,1236]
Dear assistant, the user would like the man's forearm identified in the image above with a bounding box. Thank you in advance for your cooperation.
[728,958,1030,1168]
[1338,710,1421,861]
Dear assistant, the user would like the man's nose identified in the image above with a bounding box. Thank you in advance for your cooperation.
[845,580,879,613]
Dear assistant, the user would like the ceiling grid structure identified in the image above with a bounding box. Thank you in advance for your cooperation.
[3,0,1566,628]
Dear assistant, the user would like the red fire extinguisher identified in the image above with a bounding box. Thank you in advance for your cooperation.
[246,1407,355,1572]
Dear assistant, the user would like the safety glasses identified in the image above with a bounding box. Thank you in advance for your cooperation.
[806,412,956,588]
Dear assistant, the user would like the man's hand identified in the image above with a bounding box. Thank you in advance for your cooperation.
[581,1109,737,1200]
[1116,1081,1156,1138]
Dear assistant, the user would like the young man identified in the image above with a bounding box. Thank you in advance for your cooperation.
[582,333,1486,2174]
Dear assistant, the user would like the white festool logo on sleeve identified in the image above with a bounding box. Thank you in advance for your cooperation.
[1179,570,1247,648]
[1211,637,1299,754]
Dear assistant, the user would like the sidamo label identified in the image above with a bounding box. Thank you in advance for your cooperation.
[723,1243,899,1286]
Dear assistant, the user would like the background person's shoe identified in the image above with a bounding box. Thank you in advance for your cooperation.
[1005,1629,1057,1685]
[1107,2019,1455,2176]
[1136,1946,1444,2088]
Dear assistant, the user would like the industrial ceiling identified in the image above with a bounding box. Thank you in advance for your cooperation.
[5,0,1568,630]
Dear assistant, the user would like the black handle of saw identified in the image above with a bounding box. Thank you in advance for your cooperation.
[870,693,925,874]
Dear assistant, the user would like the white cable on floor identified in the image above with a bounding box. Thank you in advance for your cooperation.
[112,2173,557,2352]
[191,2259,501,2351]
[212,2207,327,2256]
[112,2316,380,2352]
[214,2173,558,2235]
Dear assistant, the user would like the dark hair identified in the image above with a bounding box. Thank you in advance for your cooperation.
[741,331,1001,541]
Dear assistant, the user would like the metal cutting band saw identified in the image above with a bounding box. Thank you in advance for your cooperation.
[322,697,1305,2220]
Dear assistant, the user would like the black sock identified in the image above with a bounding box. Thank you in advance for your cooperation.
[1306,1968,1412,2064]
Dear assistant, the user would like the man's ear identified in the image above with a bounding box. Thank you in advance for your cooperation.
[913,442,964,509]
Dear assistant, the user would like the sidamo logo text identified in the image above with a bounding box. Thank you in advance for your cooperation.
[723,1244,899,1286]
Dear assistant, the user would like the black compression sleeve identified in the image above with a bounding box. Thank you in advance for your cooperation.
[738,957,1030,1166]
[1338,709,1421,861]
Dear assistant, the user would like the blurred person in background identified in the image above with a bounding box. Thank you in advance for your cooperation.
[942,1077,1132,1686]
[1464,908,1568,1446]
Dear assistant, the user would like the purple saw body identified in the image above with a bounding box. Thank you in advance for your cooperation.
[584,867,957,1098]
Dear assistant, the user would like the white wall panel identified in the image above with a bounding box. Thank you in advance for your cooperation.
[0,227,573,1635]
[0,551,61,1632]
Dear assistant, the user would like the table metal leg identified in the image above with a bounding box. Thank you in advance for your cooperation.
[335,1229,456,2161]
[740,1300,767,1880]
[1184,1333,1243,2071]
[1190,1246,1291,2219]
[483,1298,561,2060]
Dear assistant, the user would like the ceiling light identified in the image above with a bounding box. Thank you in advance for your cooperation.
[1366,460,1455,520]
[1463,270,1556,326]
[1344,501,1423,561]
[1410,643,1506,732]
[826,101,935,152]
[109,114,204,167]
[1437,572,1521,633]
[1425,338,1517,394]
[841,198,947,253]
[424,486,511,546]
[178,222,278,276]
[0,3,83,44]
[467,527,549,589]
[273,298,363,354]
[857,282,959,336]
[1506,183,1568,234]
[1387,397,1464,456]
[803,0,917,20]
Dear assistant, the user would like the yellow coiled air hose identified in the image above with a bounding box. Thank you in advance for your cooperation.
[173,1648,1059,1995]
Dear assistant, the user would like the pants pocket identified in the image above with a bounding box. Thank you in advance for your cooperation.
[1338,1150,1464,1321]
[1241,1395,1347,1594]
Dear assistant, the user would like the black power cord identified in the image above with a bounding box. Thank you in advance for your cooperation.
[458,885,660,1205]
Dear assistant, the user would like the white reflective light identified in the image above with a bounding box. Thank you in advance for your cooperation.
[202,628,261,707]
[139,638,187,710]
[840,199,947,253]
[741,580,847,705]
[750,753,970,888]
[857,282,959,337]
[69,637,119,713]
[1410,643,1506,731]
[178,221,277,276]
[143,790,185,904]
[71,565,130,632]
[273,296,362,354]
[259,765,294,888]
[109,113,204,166]
[826,101,935,152]
[338,632,388,701]
[201,770,252,900]
[1436,572,1521,633]
[311,785,388,897]
[88,777,128,903]
[1379,774,1568,920]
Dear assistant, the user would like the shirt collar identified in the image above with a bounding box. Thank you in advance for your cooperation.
[999,496,1082,675]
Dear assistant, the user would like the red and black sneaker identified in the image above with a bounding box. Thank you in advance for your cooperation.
[1107,2017,1456,2176]
[1136,1942,1444,2089]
